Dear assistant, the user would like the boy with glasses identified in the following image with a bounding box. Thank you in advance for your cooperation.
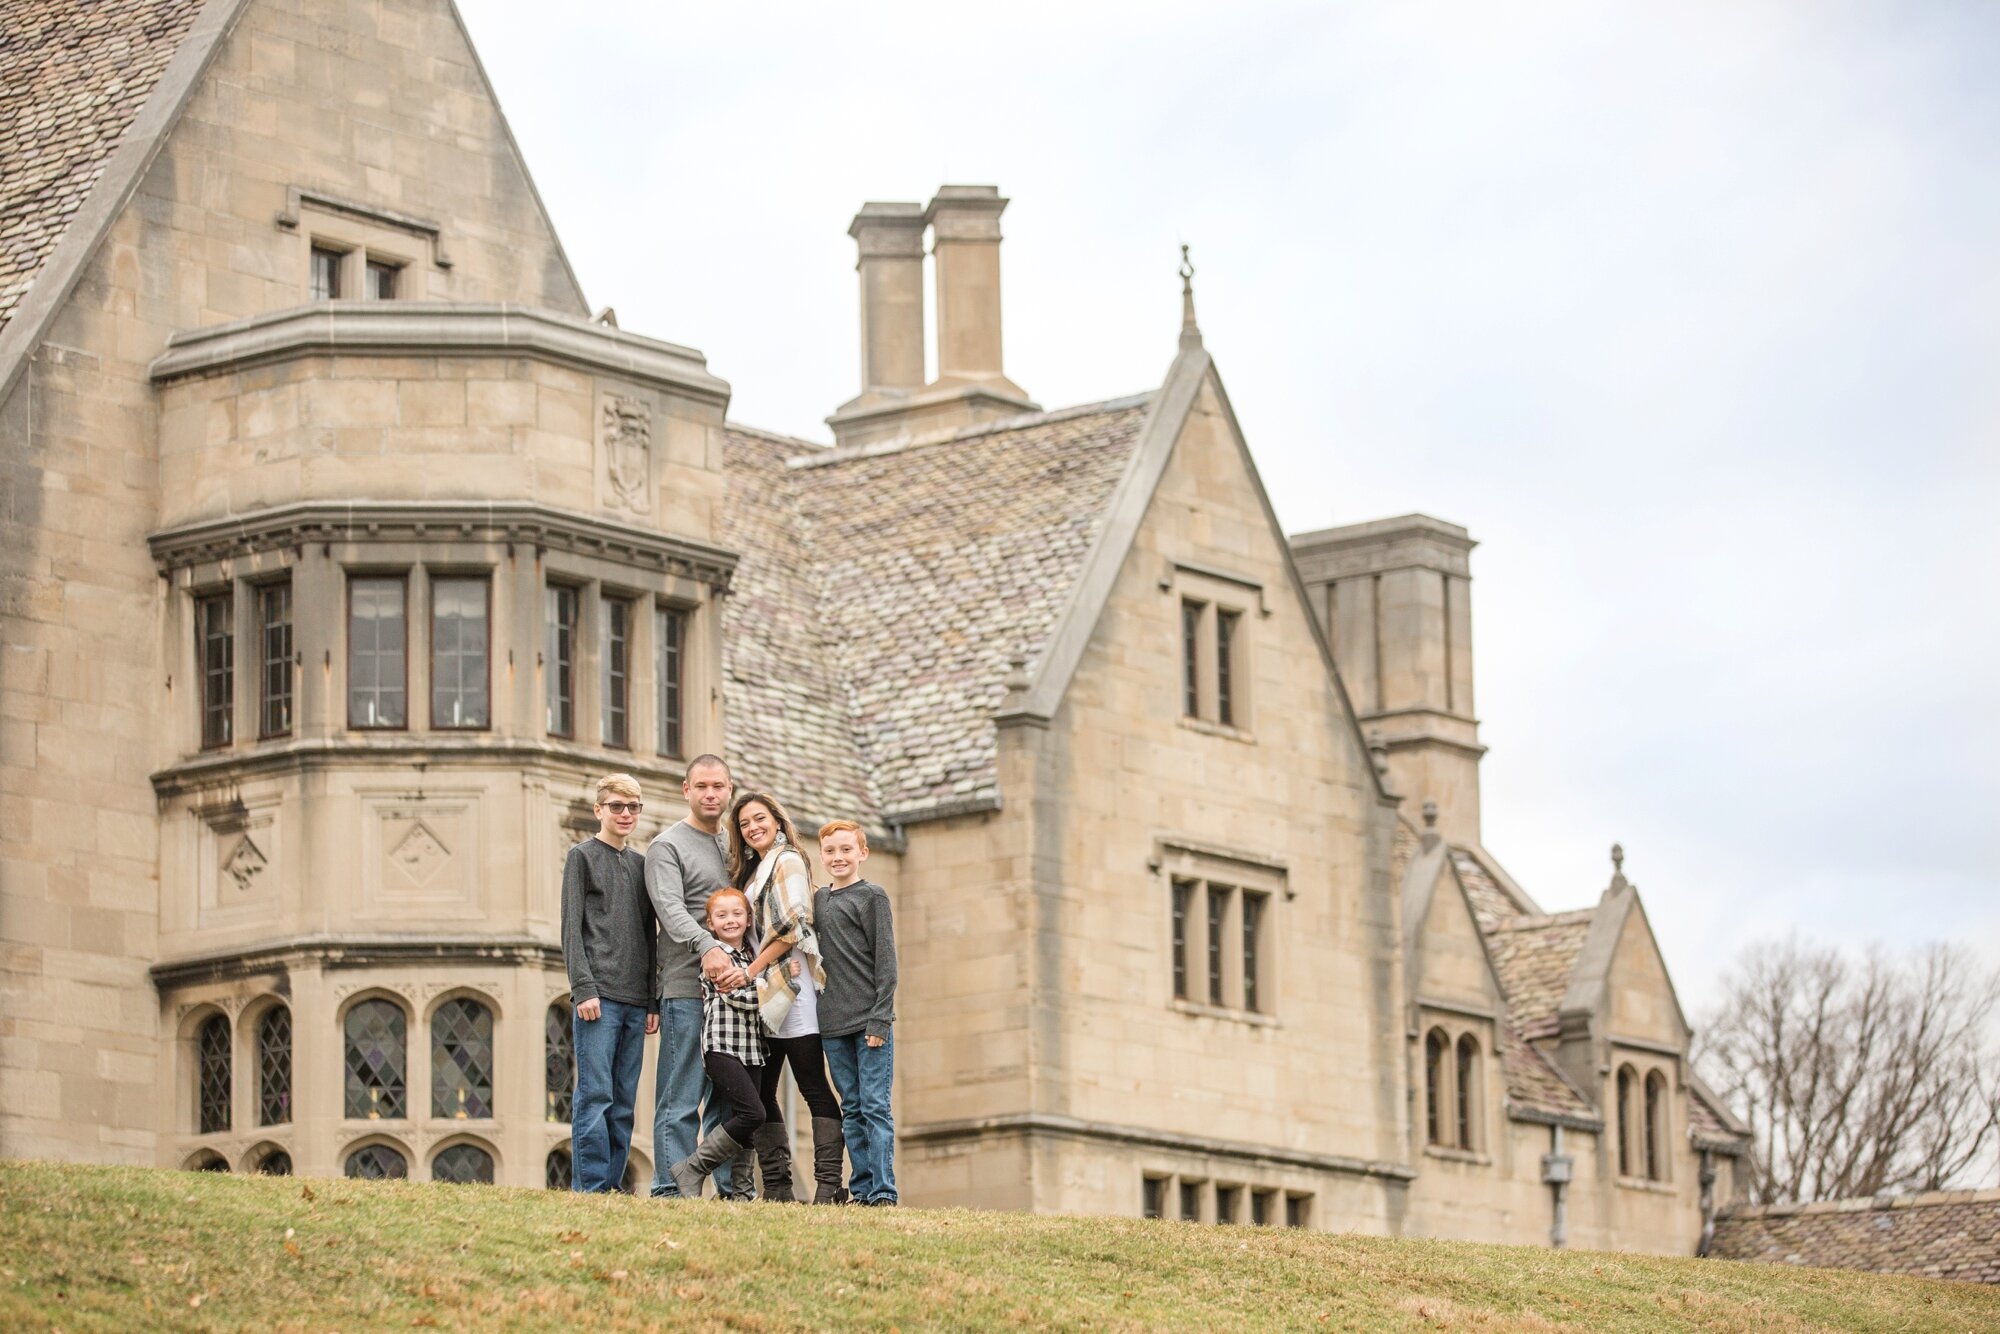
[562,774,658,1191]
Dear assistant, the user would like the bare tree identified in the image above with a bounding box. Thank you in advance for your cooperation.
[1697,938,2000,1206]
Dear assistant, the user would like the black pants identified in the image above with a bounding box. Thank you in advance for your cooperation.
[704,1051,781,1144]
[760,1032,843,1122]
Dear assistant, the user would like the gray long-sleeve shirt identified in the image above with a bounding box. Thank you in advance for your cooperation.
[560,835,657,1010]
[645,818,732,1000]
[813,878,897,1040]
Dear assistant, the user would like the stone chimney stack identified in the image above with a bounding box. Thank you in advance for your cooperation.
[1290,516,1486,847]
[849,202,928,395]
[828,184,1037,449]
[925,186,1024,397]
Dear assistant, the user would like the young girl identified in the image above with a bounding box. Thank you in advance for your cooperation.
[728,791,847,1204]
[665,887,780,1200]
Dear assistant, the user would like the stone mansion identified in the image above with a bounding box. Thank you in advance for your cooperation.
[0,0,1749,1251]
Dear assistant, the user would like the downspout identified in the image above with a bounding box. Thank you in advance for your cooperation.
[1696,1148,1717,1256]
[1541,1124,1573,1249]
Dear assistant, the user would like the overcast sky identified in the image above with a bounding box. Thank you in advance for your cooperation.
[459,1,2000,1018]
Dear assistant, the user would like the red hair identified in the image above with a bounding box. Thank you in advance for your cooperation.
[705,887,751,928]
[818,819,868,852]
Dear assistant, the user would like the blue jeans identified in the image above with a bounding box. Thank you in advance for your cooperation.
[650,997,730,1196]
[571,999,648,1193]
[824,1031,896,1204]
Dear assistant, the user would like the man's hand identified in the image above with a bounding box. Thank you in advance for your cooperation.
[645,1013,660,1036]
[702,947,748,991]
[865,1034,884,1049]
[576,998,602,1022]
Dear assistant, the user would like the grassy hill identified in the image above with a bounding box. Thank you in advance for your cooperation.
[1,1162,1993,1331]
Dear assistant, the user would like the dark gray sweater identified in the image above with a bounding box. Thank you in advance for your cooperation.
[561,836,657,1009]
[813,879,897,1040]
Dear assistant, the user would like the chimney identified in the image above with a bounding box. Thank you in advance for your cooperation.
[925,185,1024,397]
[1290,516,1486,848]
[849,202,927,395]
[827,184,1037,448]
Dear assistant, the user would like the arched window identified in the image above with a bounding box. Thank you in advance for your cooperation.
[248,1143,292,1176]
[257,1005,291,1126]
[546,1001,574,1123]
[1423,1029,1448,1146]
[344,1143,408,1179]
[344,999,407,1119]
[186,1149,230,1172]
[1454,1034,1480,1151]
[546,1146,573,1190]
[196,1013,232,1134]
[432,996,495,1119]
[433,1142,495,1184]
[1644,1070,1667,1181]
[1615,1065,1635,1176]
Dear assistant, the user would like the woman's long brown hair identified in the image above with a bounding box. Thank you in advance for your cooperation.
[726,791,812,889]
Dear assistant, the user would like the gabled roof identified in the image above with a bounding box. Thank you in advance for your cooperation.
[719,396,1149,829]
[0,0,207,340]
[1451,846,1539,931]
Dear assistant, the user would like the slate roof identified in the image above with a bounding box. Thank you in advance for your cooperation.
[1497,1022,1597,1124]
[1484,908,1596,1042]
[0,0,202,337]
[1688,1082,1744,1151]
[720,395,1151,831]
[1710,1189,2000,1284]
[1452,846,1534,933]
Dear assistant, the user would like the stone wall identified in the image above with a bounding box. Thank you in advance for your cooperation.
[1711,1190,2000,1284]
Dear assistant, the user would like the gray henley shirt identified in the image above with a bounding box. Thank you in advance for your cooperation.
[645,818,732,1001]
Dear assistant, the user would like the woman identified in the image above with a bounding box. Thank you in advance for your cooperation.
[726,791,848,1204]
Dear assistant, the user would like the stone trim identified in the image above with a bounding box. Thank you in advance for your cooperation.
[901,1111,1418,1182]
[147,303,730,407]
[275,187,453,268]
[146,499,738,587]
[150,735,709,800]
[0,0,255,410]
[1506,1102,1606,1134]
[884,792,1003,830]
[151,936,562,990]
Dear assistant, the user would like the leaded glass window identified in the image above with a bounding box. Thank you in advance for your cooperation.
[347,576,407,728]
[255,1148,292,1176]
[1216,608,1239,727]
[344,1144,407,1180]
[432,997,494,1119]
[546,1002,574,1122]
[197,1013,231,1134]
[258,1005,291,1126]
[1180,599,1203,717]
[258,581,292,738]
[601,596,631,747]
[344,999,407,1120]
[1424,1029,1447,1146]
[1205,886,1225,1005]
[1169,879,1192,1001]
[1241,890,1265,1012]
[191,1151,230,1173]
[433,1143,495,1184]
[656,605,687,757]
[430,577,489,729]
[1456,1033,1479,1151]
[546,1146,572,1190]
[197,592,233,748]
[545,585,578,737]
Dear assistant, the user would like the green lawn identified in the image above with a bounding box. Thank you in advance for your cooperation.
[0,1161,1992,1332]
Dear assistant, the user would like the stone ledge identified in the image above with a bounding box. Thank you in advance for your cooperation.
[147,498,738,587]
[149,735,710,800]
[902,1110,1417,1183]
[148,302,730,408]
[151,935,563,990]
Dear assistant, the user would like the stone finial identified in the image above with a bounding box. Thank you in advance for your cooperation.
[1420,799,1441,852]
[1610,843,1630,892]
[1179,244,1202,349]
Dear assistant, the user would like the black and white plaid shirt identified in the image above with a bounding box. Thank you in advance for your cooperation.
[701,942,766,1066]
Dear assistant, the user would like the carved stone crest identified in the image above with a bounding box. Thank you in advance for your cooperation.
[390,822,450,887]
[601,395,653,514]
[222,834,268,892]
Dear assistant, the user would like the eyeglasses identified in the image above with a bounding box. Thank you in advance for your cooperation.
[600,801,643,815]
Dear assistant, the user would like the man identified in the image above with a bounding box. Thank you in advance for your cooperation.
[644,753,748,1196]
[560,774,658,1192]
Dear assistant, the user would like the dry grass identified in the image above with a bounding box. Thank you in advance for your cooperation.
[1,1160,1994,1331]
